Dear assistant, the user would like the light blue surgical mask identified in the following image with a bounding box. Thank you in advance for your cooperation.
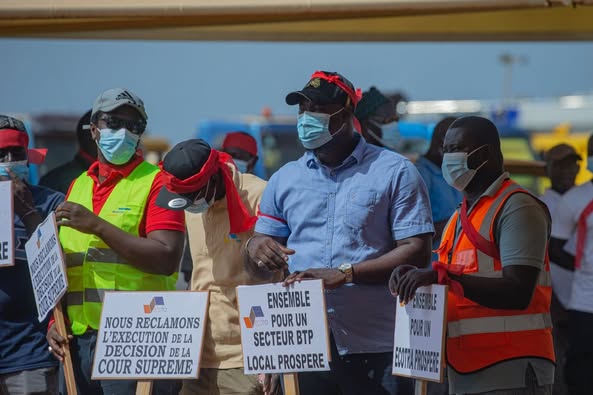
[185,180,216,214]
[96,128,139,165]
[442,145,488,191]
[368,120,400,150]
[234,159,249,174]
[587,156,593,173]
[0,160,29,181]
[297,108,345,150]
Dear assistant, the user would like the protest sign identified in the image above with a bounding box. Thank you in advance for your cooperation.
[25,212,67,321]
[237,280,330,375]
[0,180,14,267]
[393,284,447,383]
[92,291,209,380]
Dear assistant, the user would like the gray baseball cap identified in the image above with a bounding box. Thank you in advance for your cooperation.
[91,88,148,121]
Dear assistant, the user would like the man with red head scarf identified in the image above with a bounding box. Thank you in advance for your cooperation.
[156,138,281,395]
[0,115,64,394]
[221,131,259,174]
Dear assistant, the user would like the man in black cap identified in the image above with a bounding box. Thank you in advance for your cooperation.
[39,110,97,194]
[244,70,434,394]
[156,139,281,395]
[354,86,400,149]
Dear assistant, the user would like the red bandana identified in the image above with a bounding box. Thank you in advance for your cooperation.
[160,150,257,234]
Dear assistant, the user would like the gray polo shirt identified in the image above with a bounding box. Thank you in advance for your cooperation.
[447,173,554,394]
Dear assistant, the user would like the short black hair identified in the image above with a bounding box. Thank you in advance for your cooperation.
[449,116,501,151]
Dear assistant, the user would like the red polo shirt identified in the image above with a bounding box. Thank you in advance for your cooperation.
[66,153,185,236]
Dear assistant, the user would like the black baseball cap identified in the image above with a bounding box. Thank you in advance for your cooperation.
[286,71,359,108]
[156,139,212,211]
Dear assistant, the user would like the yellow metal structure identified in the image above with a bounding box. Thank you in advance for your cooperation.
[0,1,592,41]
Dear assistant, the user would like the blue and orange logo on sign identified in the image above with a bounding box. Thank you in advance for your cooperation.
[243,306,265,329]
[144,296,165,314]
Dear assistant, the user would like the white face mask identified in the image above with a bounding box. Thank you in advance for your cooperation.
[441,145,488,191]
[234,159,249,174]
[367,120,399,150]
[185,180,216,214]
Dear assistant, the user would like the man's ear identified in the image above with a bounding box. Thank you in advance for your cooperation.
[90,123,100,141]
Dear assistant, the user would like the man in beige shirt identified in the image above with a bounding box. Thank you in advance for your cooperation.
[156,139,281,395]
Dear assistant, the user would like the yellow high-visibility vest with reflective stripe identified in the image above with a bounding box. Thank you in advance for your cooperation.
[60,161,177,335]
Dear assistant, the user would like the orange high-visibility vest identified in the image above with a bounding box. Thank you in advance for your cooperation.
[436,179,555,374]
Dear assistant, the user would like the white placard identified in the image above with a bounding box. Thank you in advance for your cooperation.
[25,212,67,321]
[392,284,447,383]
[92,291,209,380]
[0,181,14,267]
[237,280,330,374]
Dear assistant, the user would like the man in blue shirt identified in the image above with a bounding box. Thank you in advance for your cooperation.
[244,71,434,394]
[0,115,64,394]
[415,117,462,255]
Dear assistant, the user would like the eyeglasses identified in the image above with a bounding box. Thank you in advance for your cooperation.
[0,147,27,163]
[99,115,146,135]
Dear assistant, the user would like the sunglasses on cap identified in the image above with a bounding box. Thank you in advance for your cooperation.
[98,115,146,135]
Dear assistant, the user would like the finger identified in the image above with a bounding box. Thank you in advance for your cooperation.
[279,245,296,256]
[397,272,412,304]
[283,271,309,285]
[266,242,291,263]
[56,220,73,228]
[282,272,300,286]
[261,244,289,270]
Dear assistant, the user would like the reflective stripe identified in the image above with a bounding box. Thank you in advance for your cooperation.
[448,313,552,338]
[465,270,551,287]
[66,288,113,305]
[65,253,85,268]
[67,291,83,306]
[85,248,126,264]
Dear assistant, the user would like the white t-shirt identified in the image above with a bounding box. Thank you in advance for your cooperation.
[551,181,593,313]
[541,188,574,308]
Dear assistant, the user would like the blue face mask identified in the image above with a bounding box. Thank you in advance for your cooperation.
[0,160,29,181]
[368,120,400,150]
[185,180,216,214]
[234,159,249,174]
[297,108,345,150]
[96,128,140,165]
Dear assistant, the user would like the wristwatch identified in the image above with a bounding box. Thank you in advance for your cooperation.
[338,263,354,284]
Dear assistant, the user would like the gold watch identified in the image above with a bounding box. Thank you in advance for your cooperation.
[338,263,354,283]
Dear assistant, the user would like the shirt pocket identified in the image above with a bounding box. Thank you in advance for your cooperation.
[344,190,377,230]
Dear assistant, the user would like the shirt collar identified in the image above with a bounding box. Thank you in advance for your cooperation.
[87,151,144,183]
[306,134,365,169]
[481,171,511,198]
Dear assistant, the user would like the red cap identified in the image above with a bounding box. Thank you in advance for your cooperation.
[222,132,257,157]
[0,125,46,165]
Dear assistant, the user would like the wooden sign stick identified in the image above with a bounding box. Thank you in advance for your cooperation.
[54,303,77,395]
[283,373,300,395]
[415,379,428,395]
[136,380,153,395]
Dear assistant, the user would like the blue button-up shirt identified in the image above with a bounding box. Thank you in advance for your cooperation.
[255,136,434,355]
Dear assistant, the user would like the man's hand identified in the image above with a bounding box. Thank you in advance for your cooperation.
[247,235,294,272]
[1,168,35,217]
[55,201,101,234]
[283,268,346,289]
[388,264,417,296]
[263,374,281,395]
[395,268,438,304]
[47,324,73,362]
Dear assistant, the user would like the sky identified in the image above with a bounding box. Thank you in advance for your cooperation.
[1,39,592,144]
